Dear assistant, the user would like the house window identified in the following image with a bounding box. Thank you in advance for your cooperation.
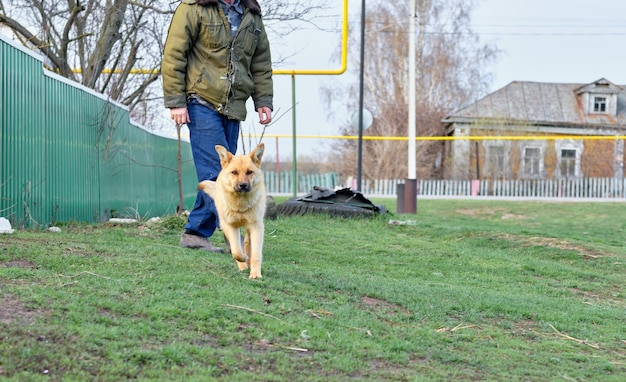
[555,141,583,179]
[523,147,541,177]
[560,149,577,177]
[487,146,506,179]
[594,97,607,112]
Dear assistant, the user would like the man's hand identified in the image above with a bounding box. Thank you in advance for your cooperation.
[170,107,190,125]
[257,107,272,125]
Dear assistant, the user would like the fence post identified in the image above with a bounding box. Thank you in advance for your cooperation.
[404,179,417,214]
[396,183,405,214]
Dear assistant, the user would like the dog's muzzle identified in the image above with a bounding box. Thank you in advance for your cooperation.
[236,183,251,193]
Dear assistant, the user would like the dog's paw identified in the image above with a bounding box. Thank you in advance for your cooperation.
[249,270,262,279]
[231,252,248,263]
[236,260,249,271]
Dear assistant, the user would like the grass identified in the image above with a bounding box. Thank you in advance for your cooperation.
[1,198,625,381]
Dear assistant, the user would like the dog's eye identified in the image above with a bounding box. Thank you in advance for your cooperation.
[246,170,254,175]
[231,170,238,175]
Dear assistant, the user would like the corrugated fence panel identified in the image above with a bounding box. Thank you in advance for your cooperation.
[130,125,155,214]
[43,72,102,224]
[166,133,198,211]
[96,104,198,219]
[99,106,133,219]
[2,37,52,227]
[1,34,198,226]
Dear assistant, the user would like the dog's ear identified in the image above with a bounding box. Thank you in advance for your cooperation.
[250,143,264,167]
[215,145,233,168]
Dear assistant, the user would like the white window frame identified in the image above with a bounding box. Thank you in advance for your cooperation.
[485,141,511,179]
[560,149,577,177]
[555,140,583,178]
[593,96,607,113]
[520,141,546,179]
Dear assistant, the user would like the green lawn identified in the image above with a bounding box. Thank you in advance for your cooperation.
[1,199,625,381]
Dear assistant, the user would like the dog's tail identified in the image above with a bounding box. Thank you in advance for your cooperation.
[198,180,217,198]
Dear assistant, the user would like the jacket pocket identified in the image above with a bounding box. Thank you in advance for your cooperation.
[241,24,259,56]
[200,22,228,49]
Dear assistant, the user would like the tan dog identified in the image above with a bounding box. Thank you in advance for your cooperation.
[198,143,266,279]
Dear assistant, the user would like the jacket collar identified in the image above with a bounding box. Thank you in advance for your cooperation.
[196,0,261,14]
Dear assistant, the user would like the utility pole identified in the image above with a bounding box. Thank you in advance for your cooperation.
[356,0,366,192]
[405,0,418,213]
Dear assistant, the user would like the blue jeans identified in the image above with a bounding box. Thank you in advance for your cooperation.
[185,99,240,238]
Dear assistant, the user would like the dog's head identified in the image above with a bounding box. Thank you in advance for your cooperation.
[215,143,265,194]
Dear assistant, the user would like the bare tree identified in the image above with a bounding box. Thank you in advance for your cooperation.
[321,0,499,180]
[0,0,332,129]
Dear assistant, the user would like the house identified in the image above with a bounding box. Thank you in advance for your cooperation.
[441,78,626,180]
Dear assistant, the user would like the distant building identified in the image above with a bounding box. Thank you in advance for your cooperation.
[442,78,626,180]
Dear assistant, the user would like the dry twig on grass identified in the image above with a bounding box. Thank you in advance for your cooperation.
[282,346,308,352]
[55,271,111,287]
[223,304,283,322]
[345,325,373,336]
[57,271,111,280]
[436,323,479,333]
[549,324,601,349]
[57,281,79,288]
[306,309,333,319]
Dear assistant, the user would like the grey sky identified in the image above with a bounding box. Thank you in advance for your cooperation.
[218,0,626,161]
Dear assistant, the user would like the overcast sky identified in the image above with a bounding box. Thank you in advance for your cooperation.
[258,0,626,161]
[472,0,626,89]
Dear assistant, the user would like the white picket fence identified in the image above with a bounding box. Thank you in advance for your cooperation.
[360,177,626,199]
[265,172,626,199]
[264,171,340,194]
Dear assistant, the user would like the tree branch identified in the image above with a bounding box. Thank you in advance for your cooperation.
[128,0,172,15]
[84,0,129,88]
[0,13,66,72]
[60,4,86,75]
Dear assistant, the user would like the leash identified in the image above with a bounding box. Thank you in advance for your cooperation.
[239,123,267,154]
[175,123,184,214]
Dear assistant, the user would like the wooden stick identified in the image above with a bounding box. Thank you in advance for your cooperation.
[282,346,308,352]
[223,304,283,322]
[57,271,111,279]
[549,324,600,349]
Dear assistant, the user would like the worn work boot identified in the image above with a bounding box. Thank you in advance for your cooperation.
[180,233,224,253]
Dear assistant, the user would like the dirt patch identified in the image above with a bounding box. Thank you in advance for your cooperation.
[497,233,612,259]
[365,357,424,378]
[360,296,411,316]
[569,287,625,308]
[2,259,37,269]
[513,319,538,331]
[0,295,43,325]
[1,236,100,257]
[457,208,530,221]
[501,213,527,220]
[456,207,506,217]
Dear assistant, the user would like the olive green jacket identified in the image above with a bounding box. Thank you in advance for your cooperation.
[161,0,273,121]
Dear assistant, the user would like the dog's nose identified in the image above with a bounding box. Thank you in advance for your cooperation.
[237,183,251,192]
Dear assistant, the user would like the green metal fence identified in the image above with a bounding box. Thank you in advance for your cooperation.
[1,34,343,228]
[1,34,198,227]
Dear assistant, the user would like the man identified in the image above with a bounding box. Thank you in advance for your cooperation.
[162,0,273,252]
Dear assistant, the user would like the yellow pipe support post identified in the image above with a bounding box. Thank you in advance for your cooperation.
[291,75,297,196]
[272,0,349,76]
[243,134,626,142]
[75,0,350,198]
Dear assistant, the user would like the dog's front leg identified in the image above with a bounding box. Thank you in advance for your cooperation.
[248,223,264,279]
[223,225,248,264]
